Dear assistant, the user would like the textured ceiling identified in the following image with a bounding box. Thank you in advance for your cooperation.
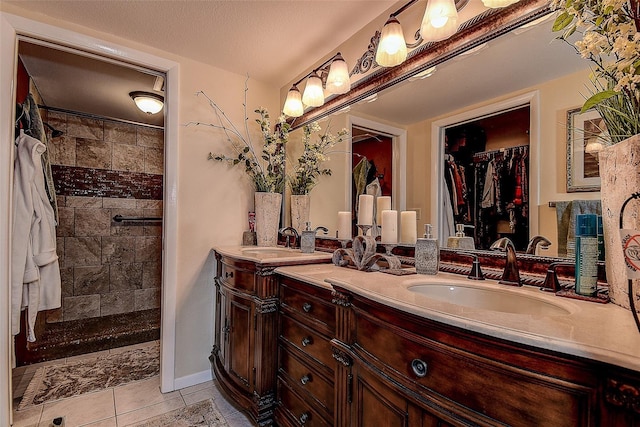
[7,0,397,88]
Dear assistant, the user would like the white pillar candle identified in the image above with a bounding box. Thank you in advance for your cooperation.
[400,210,417,244]
[381,210,398,244]
[357,194,374,226]
[376,196,392,224]
[337,211,352,239]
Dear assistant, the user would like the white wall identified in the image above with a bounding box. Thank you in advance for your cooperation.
[0,5,279,423]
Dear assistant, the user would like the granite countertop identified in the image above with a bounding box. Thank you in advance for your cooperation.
[276,264,640,373]
[214,245,333,265]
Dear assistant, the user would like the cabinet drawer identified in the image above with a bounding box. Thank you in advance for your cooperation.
[278,379,331,427]
[280,282,335,333]
[279,348,334,415]
[221,263,255,293]
[280,315,333,368]
[355,314,595,427]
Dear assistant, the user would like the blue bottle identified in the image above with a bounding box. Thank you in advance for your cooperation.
[575,214,598,296]
[597,215,605,262]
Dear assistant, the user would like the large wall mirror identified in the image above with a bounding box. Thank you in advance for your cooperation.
[284,0,599,260]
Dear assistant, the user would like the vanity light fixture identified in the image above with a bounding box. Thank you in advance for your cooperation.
[129,91,164,115]
[325,53,351,95]
[376,16,408,67]
[421,0,459,42]
[481,0,519,8]
[374,0,468,68]
[283,85,304,117]
[282,52,351,117]
[302,71,325,107]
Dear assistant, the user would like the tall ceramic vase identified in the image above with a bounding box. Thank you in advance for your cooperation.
[290,194,311,234]
[598,134,640,310]
[254,192,282,247]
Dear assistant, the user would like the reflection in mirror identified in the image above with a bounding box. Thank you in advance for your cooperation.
[442,106,530,252]
[284,4,597,260]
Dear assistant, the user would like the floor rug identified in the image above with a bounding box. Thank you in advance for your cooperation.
[131,399,229,427]
[18,342,159,410]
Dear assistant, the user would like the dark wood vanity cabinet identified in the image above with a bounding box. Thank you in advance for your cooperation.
[212,253,280,426]
[275,276,336,427]
[331,285,640,427]
[212,252,640,426]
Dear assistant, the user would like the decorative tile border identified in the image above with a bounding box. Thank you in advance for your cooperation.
[52,165,163,200]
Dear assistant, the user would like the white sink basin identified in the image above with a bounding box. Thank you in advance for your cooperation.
[407,284,571,316]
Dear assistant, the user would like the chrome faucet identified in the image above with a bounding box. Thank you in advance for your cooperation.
[525,235,551,255]
[490,237,521,286]
[279,227,299,248]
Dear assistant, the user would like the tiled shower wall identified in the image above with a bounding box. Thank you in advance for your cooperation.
[44,110,164,323]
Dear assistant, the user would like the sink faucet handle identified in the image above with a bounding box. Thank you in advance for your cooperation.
[458,252,485,280]
[541,261,574,292]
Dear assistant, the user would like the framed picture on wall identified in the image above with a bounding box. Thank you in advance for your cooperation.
[566,107,605,192]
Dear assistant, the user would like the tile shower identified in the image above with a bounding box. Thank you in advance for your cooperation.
[17,109,164,365]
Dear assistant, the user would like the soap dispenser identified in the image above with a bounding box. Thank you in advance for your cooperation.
[415,224,439,275]
[300,222,316,254]
[447,224,475,250]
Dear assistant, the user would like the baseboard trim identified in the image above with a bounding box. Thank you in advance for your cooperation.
[173,368,213,391]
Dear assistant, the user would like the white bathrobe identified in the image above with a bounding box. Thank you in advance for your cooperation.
[11,131,61,342]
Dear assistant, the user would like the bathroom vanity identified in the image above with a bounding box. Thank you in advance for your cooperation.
[212,247,640,426]
[212,247,333,425]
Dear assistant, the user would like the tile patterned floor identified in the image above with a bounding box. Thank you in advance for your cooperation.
[11,341,253,427]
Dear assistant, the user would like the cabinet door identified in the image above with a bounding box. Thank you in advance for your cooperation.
[226,291,254,392]
[215,283,227,368]
[351,363,419,427]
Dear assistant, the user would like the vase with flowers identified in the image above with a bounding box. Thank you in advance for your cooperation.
[288,122,347,233]
[195,89,290,246]
[552,0,640,311]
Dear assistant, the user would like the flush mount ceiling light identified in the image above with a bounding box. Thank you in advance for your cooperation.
[283,85,304,117]
[129,91,164,115]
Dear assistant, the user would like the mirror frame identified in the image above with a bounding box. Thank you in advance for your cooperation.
[289,0,552,130]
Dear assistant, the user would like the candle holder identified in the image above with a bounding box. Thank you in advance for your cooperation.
[383,243,397,256]
[338,238,351,249]
[357,224,373,237]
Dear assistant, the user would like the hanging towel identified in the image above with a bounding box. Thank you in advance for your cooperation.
[555,200,602,257]
[12,131,61,342]
[23,94,58,224]
[353,157,370,215]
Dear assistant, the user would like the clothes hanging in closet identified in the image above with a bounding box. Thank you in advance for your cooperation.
[443,154,469,223]
[11,130,62,343]
[473,146,529,249]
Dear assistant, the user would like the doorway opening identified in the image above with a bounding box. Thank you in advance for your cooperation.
[13,39,165,366]
[443,106,530,250]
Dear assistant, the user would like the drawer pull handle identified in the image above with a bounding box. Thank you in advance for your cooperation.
[225,271,234,278]
[301,336,313,347]
[302,302,312,313]
[411,359,428,377]
[299,412,310,424]
[300,374,312,385]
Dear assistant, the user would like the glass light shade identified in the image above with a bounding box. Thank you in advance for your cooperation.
[375,17,407,67]
[302,72,325,107]
[129,91,164,115]
[325,54,351,95]
[283,86,304,117]
[420,0,459,42]
[481,0,519,7]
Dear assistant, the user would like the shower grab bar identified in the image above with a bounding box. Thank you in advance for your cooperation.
[113,215,162,223]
